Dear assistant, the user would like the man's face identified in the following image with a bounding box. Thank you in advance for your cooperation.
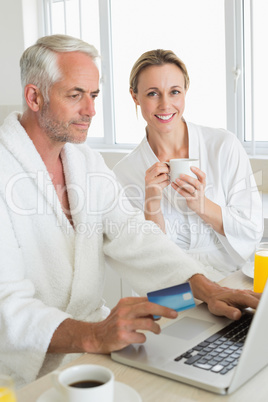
[39,51,100,144]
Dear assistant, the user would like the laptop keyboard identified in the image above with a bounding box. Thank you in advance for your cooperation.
[174,312,253,375]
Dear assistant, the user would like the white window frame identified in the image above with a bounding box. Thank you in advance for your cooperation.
[41,0,268,154]
[226,0,268,155]
[225,0,244,143]
[91,0,135,149]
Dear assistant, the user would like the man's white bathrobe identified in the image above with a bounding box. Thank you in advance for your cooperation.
[113,122,263,277]
[0,113,217,388]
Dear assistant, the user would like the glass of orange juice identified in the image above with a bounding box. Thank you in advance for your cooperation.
[254,242,268,293]
[0,376,16,402]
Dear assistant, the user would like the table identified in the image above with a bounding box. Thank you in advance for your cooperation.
[18,270,267,402]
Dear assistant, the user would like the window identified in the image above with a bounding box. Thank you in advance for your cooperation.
[243,0,268,152]
[42,0,268,154]
[111,0,226,145]
[43,0,104,141]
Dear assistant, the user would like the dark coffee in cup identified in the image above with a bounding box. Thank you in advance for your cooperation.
[70,380,104,388]
[53,364,114,402]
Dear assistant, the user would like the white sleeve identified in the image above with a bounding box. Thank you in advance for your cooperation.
[113,157,145,211]
[0,195,71,385]
[101,177,221,294]
[218,137,263,263]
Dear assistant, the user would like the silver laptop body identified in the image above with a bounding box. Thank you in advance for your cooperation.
[112,283,268,395]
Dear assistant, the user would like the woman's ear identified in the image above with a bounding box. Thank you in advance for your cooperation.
[130,88,140,106]
[24,84,44,112]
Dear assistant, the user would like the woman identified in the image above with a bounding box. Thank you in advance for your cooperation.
[113,49,263,279]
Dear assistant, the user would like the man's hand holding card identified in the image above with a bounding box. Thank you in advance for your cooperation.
[147,282,196,319]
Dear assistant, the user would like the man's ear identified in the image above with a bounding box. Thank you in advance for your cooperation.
[130,88,140,106]
[24,84,44,112]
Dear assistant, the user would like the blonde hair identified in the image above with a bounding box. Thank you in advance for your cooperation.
[129,49,190,94]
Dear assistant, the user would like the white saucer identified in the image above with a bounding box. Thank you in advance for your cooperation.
[36,381,142,402]
[241,261,254,279]
[114,382,142,402]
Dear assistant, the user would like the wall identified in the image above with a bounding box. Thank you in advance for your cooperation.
[250,158,268,194]
[249,158,268,237]
[0,0,24,107]
[99,150,129,169]
[0,0,41,123]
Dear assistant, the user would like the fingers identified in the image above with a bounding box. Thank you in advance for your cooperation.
[145,163,170,186]
[93,297,178,353]
[229,289,261,309]
[145,163,170,207]
[207,299,243,321]
[108,317,162,351]
[124,317,162,335]
[172,181,199,198]
[116,303,177,341]
[115,297,178,320]
[221,289,261,310]
[172,167,205,196]
[116,296,148,305]
[175,175,201,190]
[146,177,170,189]
[147,162,170,175]
[190,166,206,183]
[207,289,261,320]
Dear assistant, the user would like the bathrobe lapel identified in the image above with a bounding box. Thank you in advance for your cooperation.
[60,143,106,318]
[0,113,72,235]
[186,123,203,250]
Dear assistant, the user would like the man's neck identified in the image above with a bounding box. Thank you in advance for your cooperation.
[20,110,64,172]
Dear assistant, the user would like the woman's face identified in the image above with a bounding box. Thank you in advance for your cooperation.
[131,63,187,135]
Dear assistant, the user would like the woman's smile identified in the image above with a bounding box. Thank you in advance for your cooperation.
[155,113,176,122]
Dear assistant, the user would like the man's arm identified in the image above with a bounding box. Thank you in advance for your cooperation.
[49,275,261,355]
[48,297,178,354]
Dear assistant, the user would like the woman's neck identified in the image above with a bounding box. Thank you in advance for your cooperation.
[147,119,189,162]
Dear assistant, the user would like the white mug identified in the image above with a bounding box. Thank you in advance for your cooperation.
[52,364,114,402]
[165,158,199,183]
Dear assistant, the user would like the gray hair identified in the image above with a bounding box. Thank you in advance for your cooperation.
[20,34,99,108]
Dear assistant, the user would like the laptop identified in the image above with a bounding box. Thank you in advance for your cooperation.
[111,282,268,395]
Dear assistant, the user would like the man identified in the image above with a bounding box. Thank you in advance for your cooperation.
[0,35,259,387]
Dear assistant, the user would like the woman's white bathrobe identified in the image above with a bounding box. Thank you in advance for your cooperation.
[0,113,215,388]
[113,122,263,277]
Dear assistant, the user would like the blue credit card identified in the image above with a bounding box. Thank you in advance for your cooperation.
[147,282,195,319]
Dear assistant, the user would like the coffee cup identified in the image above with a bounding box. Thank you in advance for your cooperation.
[164,158,199,183]
[52,364,114,402]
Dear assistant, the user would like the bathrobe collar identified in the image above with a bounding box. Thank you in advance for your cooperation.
[0,112,91,234]
[141,121,200,164]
